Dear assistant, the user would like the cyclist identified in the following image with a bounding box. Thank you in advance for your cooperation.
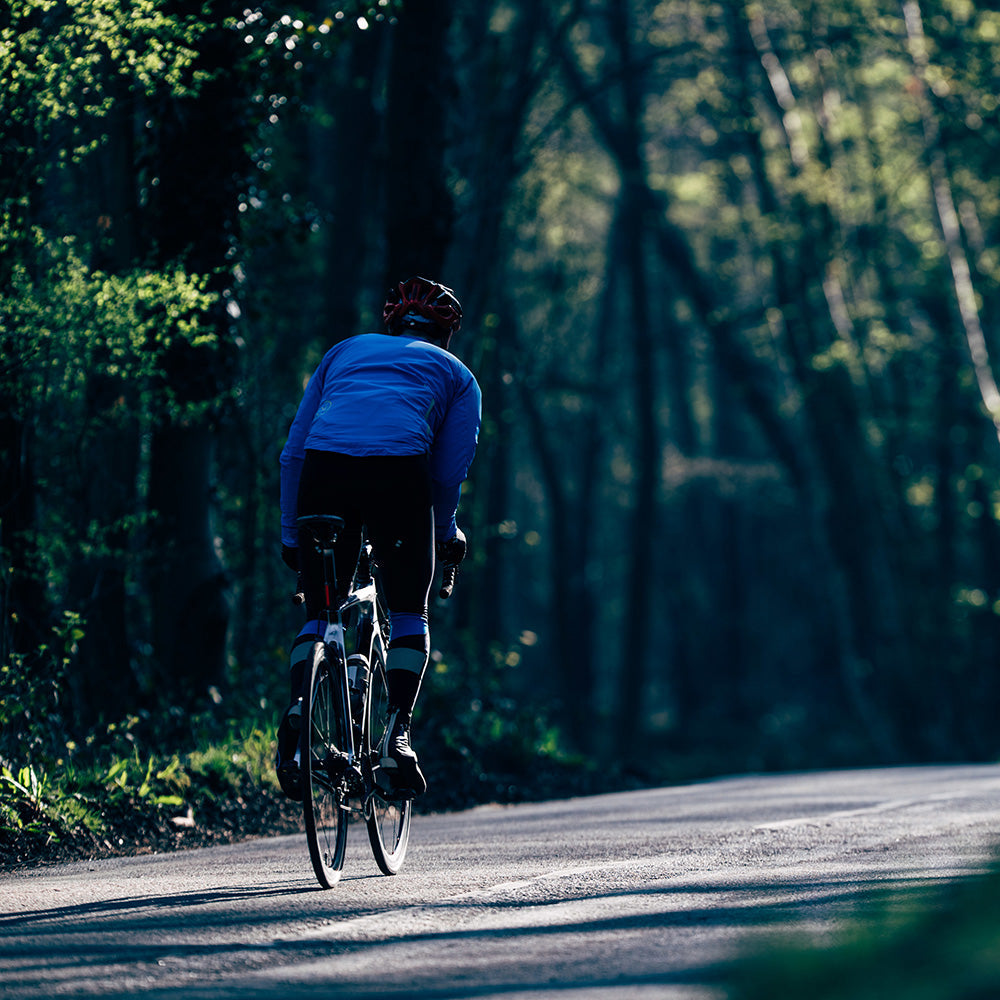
[276,276,481,799]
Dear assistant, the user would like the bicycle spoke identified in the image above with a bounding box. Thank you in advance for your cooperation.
[364,648,411,874]
[303,645,349,888]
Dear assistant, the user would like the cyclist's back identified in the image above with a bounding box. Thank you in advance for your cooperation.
[293,332,477,455]
[280,331,479,546]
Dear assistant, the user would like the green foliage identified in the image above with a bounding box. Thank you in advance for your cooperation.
[99,753,187,809]
[0,611,85,760]
[236,0,401,66]
[0,708,285,864]
[731,859,1000,1000]
[416,641,601,810]
[0,750,187,847]
[1,230,220,423]
[0,0,213,212]
[0,232,224,670]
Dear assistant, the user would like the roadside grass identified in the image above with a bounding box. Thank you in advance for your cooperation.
[1,613,634,870]
[0,708,609,870]
[1,653,619,869]
[728,859,1000,1000]
[0,712,302,868]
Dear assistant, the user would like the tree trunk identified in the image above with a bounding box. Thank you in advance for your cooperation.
[382,0,455,282]
[901,0,1000,447]
[141,1,247,703]
[606,0,659,764]
[147,425,230,706]
[724,2,905,760]
[0,405,47,666]
[67,78,144,727]
[68,396,140,727]
[315,23,387,337]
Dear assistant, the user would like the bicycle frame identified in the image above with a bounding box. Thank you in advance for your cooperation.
[312,538,388,766]
[296,512,414,884]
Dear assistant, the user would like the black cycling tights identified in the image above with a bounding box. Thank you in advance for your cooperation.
[296,450,434,621]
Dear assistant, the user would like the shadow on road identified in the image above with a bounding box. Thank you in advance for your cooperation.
[4,863,980,1000]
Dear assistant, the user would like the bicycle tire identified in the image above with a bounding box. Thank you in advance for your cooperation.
[303,641,349,888]
[364,640,412,874]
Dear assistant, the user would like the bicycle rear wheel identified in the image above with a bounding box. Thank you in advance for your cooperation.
[303,642,349,888]
[365,642,412,874]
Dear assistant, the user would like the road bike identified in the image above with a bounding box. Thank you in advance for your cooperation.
[293,514,457,889]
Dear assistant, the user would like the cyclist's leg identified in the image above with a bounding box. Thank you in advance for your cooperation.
[277,451,363,800]
[383,614,429,711]
[367,455,434,709]
[365,455,435,794]
[275,626,322,801]
[297,450,364,611]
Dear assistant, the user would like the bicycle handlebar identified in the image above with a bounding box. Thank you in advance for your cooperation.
[294,567,459,603]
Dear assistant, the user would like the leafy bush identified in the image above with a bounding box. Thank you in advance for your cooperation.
[415,643,608,812]
[0,609,84,766]
[730,860,1000,1000]
[0,707,297,867]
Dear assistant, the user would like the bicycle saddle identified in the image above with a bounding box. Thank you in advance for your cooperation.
[296,514,345,547]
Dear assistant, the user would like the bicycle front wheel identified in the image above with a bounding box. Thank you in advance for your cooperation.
[303,642,349,888]
[365,643,412,875]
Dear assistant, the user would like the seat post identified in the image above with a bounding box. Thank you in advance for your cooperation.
[297,514,346,612]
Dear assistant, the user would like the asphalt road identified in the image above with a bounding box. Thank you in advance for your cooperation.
[4,764,1000,999]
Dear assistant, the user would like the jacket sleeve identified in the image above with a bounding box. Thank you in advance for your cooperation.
[430,373,482,539]
[279,360,328,547]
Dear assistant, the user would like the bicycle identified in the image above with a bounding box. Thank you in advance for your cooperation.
[293,513,458,889]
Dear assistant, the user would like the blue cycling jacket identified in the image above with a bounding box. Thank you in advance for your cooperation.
[280,333,481,548]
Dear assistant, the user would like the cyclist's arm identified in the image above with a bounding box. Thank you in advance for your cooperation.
[430,375,482,541]
[432,481,463,541]
[279,360,330,547]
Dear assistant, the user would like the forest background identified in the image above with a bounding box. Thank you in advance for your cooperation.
[3,0,1000,863]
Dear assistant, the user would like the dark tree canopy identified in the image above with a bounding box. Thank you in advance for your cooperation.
[4,0,1000,828]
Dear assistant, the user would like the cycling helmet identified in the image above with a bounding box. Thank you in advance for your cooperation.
[383,276,463,341]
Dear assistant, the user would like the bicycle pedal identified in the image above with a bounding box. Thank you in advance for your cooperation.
[384,787,418,802]
[276,760,303,802]
[373,766,418,800]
